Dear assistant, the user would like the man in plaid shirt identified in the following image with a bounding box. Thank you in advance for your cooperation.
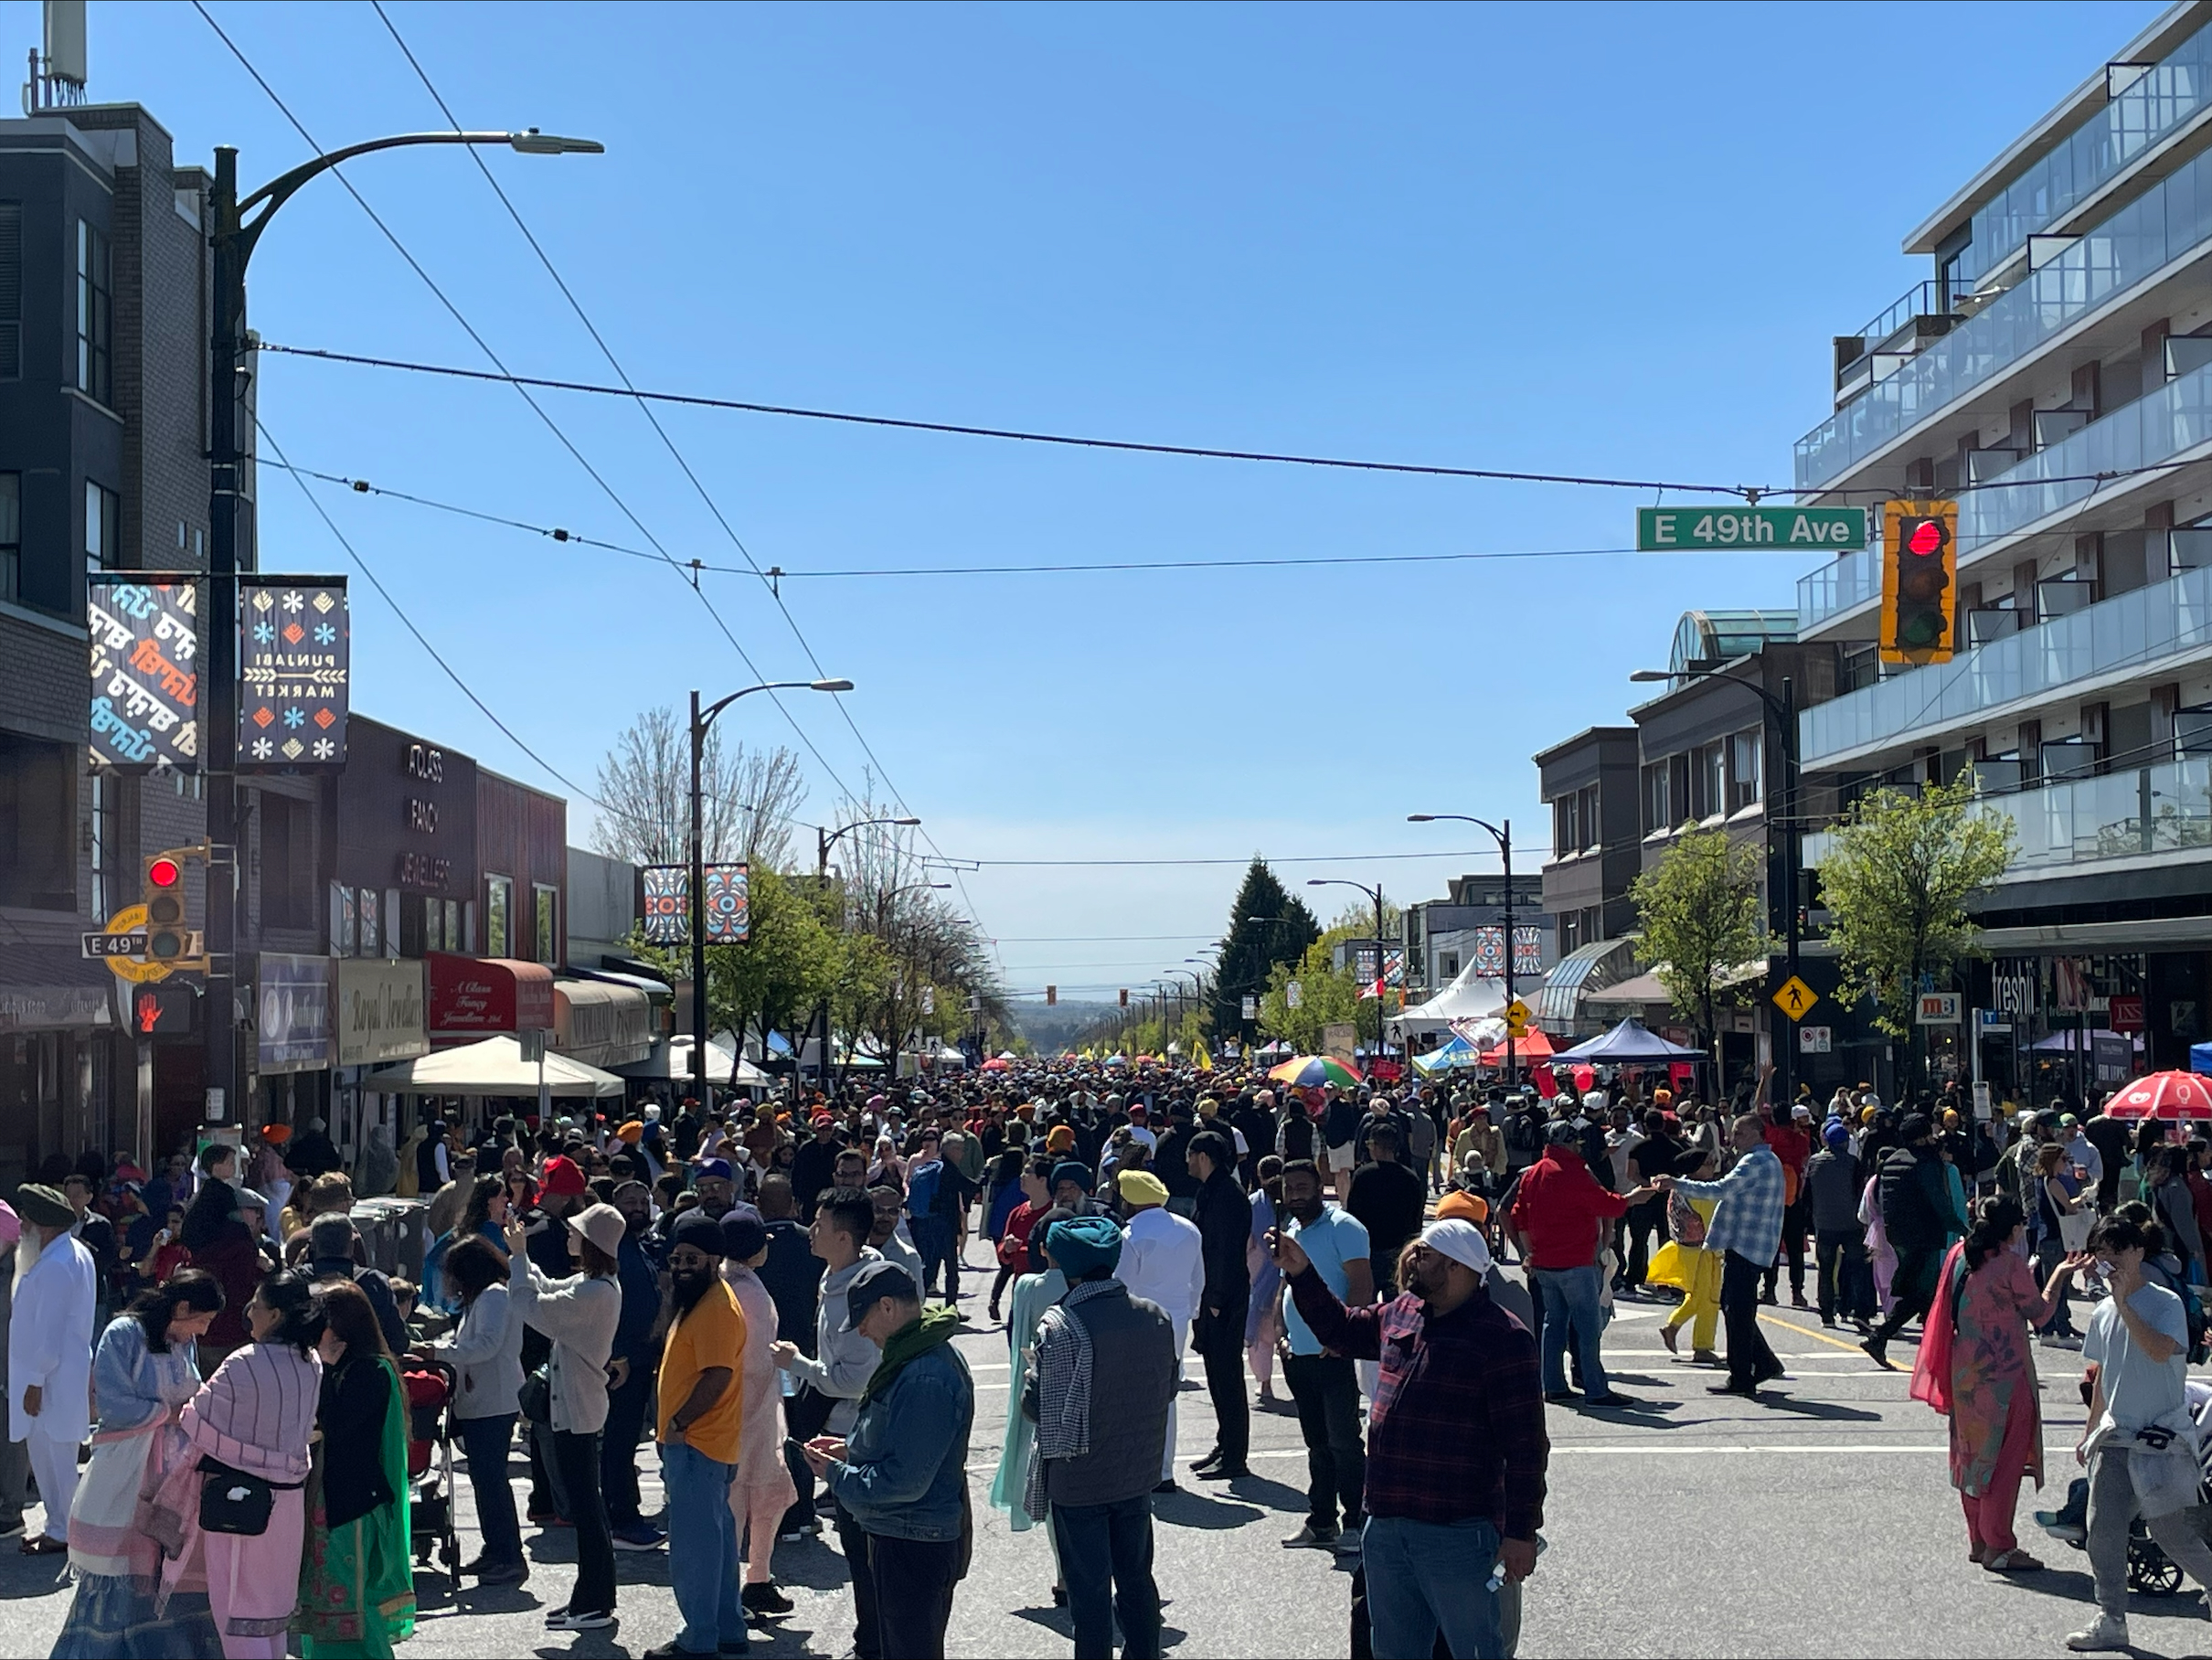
[1667,1114,1787,1399]
[1275,1216,1546,1659]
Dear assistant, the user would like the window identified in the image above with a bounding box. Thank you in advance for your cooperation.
[1554,796,1577,857]
[484,876,512,956]
[85,481,117,578]
[357,885,379,954]
[76,220,110,404]
[0,202,19,379]
[534,883,558,964]
[1697,742,1726,819]
[443,899,461,952]
[332,882,356,955]
[1728,729,1763,813]
[1578,784,1600,851]
[0,733,75,910]
[1642,760,1672,833]
[89,773,110,921]
[257,794,314,931]
[1439,952,1459,980]
[0,472,18,604]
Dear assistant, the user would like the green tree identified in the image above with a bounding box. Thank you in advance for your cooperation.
[1210,860,1321,1038]
[1815,773,2015,1087]
[1257,932,1378,1052]
[1630,823,1771,1064]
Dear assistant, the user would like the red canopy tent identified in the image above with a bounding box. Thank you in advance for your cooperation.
[1479,1027,1554,1065]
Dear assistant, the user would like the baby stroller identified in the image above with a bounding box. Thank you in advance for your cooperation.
[2037,1380,2212,1595]
[402,1358,461,1574]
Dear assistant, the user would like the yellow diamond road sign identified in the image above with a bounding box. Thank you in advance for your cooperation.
[1772,975,1817,1021]
[1504,997,1530,1037]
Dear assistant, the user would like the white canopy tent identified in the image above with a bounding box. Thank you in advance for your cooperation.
[1388,963,1508,1040]
[365,1034,625,1098]
[612,1034,772,1088]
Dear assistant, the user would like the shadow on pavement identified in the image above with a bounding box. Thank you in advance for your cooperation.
[1215,1474,1307,1512]
[1154,1488,1265,1530]
[1751,1397,1884,1422]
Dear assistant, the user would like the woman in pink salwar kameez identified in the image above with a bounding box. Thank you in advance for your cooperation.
[146,1270,323,1660]
[1910,1195,2090,1573]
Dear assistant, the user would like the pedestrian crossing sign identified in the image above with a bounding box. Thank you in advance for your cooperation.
[1772,975,1818,1021]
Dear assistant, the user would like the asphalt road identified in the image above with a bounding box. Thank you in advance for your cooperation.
[5,1239,2211,1659]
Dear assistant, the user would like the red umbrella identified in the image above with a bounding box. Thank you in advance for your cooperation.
[2103,1069,2212,1119]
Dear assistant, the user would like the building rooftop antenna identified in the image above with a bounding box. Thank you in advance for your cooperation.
[24,0,87,114]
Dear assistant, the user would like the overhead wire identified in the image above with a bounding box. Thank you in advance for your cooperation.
[192,2,875,844]
[365,0,1003,972]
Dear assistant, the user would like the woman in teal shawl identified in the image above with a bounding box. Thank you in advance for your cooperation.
[989,1207,1072,1601]
[297,1282,415,1658]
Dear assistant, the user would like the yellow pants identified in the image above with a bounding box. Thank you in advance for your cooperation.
[1662,1244,1721,1353]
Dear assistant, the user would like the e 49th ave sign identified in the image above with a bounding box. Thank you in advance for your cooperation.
[1638,506,1867,552]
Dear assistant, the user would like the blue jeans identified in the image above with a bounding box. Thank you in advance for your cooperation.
[661,1440,745,1655]
[1530,1264,1608,1398]
[1049,1493,1161,1660]
[911,1216,956,1300]
[1362,1514,1506,1660]
[454,1413,524,1570]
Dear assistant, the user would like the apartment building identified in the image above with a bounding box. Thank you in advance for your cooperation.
[1791,0,2212,1090]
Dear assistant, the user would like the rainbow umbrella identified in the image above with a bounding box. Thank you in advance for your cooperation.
[1268,1055,1364,1089]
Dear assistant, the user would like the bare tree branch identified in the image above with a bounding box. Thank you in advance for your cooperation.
[591,706,808,871]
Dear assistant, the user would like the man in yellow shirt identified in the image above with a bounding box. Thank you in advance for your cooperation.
[650,1210,747,1659]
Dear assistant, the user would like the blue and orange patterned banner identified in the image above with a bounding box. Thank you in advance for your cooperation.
[238,577,349,769]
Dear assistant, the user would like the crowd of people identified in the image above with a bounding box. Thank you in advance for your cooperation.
[5,1052,2209,1657]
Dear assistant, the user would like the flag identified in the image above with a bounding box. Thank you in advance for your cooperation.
[1194,1039,1212,1070]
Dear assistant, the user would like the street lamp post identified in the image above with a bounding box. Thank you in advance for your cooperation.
[1307,878,1386,1071]
[809,814,920,1082]
[1629,665,1800,1109]
[688,681,851,1101]
[1164,967,1204,1057]
[205,129,600,1129]
[1407,815,1515,1082]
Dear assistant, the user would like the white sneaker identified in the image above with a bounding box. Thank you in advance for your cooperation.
[2065,1613,2129,1652]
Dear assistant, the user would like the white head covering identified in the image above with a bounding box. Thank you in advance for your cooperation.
[1419,1217,1494,1277]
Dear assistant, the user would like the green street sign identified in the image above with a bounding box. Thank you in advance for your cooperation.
[1638,505,1867,552]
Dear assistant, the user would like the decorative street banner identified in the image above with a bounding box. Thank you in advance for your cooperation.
[641,866,687,944]
[87,577,200,771]
[238,577,349,768]
[703,863,749,942]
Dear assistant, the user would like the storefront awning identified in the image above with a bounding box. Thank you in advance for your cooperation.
[427,953,555,1040]
[0,947,115,1031]
[553,977,654,1069]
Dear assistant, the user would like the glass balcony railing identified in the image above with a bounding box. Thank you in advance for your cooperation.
[1800,560,2212,766]
[1960,358,2212,545]
[1797,361,2212,634]
[1953,20,2212,290]
[1794,144,2212,490]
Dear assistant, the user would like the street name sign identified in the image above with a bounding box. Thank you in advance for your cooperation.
[84,931,147,958]
[1772,975,1818,1020]
[1638,506,1867,552]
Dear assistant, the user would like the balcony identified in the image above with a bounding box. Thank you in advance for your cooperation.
[1952,22,2212,291]
[1794,143,2212,491]
[1800,559,2212,769]
[1797,548,1878,633]
[1801,757,2212,881]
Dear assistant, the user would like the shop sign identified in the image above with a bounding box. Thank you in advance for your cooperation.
[257,952,333,1073]
[87,576,200,771]
[0,982,112,1031]
[428,952,554,1036]
[2109,994,2146,1033]
[238,578,349,768]
[1915,992,1962,1025]
[335,957,428,1067]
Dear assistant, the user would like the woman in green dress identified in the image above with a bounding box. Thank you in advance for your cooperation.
[297,1280,415,1658]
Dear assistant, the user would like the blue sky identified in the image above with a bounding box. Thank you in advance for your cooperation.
[56,0,2159,997]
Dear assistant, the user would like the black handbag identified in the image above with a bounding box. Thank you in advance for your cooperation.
[519,1363,552,1425]
[197,1457,300,1537]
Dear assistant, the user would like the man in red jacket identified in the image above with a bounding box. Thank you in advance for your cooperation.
[1510,1121,1662,1407]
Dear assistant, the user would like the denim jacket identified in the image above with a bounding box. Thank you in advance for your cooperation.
[826,1342,973,1541]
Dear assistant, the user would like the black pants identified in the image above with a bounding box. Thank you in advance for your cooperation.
[598,1361,653,1530]
[1051,1493,1160,1660]
[1281,1352,1365,1530]
[834,1492,883,1659]
[1814,1227,1873,1323]
[1761,1197,1809,1300]
[1624,1198,1664,1288]
[866,1532,960,1660]
[781,1384,833,1532]
[1721,1250,1780,1389]
[548,1427,615,1616]
[1875,1245,1942,1344]
[1195,1303,1250,1466]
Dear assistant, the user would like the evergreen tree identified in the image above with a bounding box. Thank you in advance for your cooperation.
[1210,858,1321,1040]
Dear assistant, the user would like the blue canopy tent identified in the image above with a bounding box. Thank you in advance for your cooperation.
[2192,1043,2212,1076]
[1552,1017,1707,1063]
[1412,1035,1482,1074]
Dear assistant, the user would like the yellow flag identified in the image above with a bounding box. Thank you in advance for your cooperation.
[1194,1039,1213,1070]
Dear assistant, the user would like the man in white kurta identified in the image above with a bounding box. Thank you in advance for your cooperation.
[1113,1169,1205,1486]
[9,1185,94,1548]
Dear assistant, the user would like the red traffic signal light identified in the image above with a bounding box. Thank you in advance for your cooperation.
[1880,499,1958,665]
[132,984,197,1035]
[147,857,181,889]
[144,847,199,963]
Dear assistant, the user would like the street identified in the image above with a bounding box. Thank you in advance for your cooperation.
[4,1229,2200,1660]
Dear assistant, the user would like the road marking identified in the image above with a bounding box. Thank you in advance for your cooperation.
[1759,1312,1877,1355]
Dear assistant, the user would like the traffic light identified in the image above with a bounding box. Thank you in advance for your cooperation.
[1046,985,1058,1006]
[1880,499,1959,665]
[1119,988,1129,1008]
[144,853,187,964]
[131,983,197,1036]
